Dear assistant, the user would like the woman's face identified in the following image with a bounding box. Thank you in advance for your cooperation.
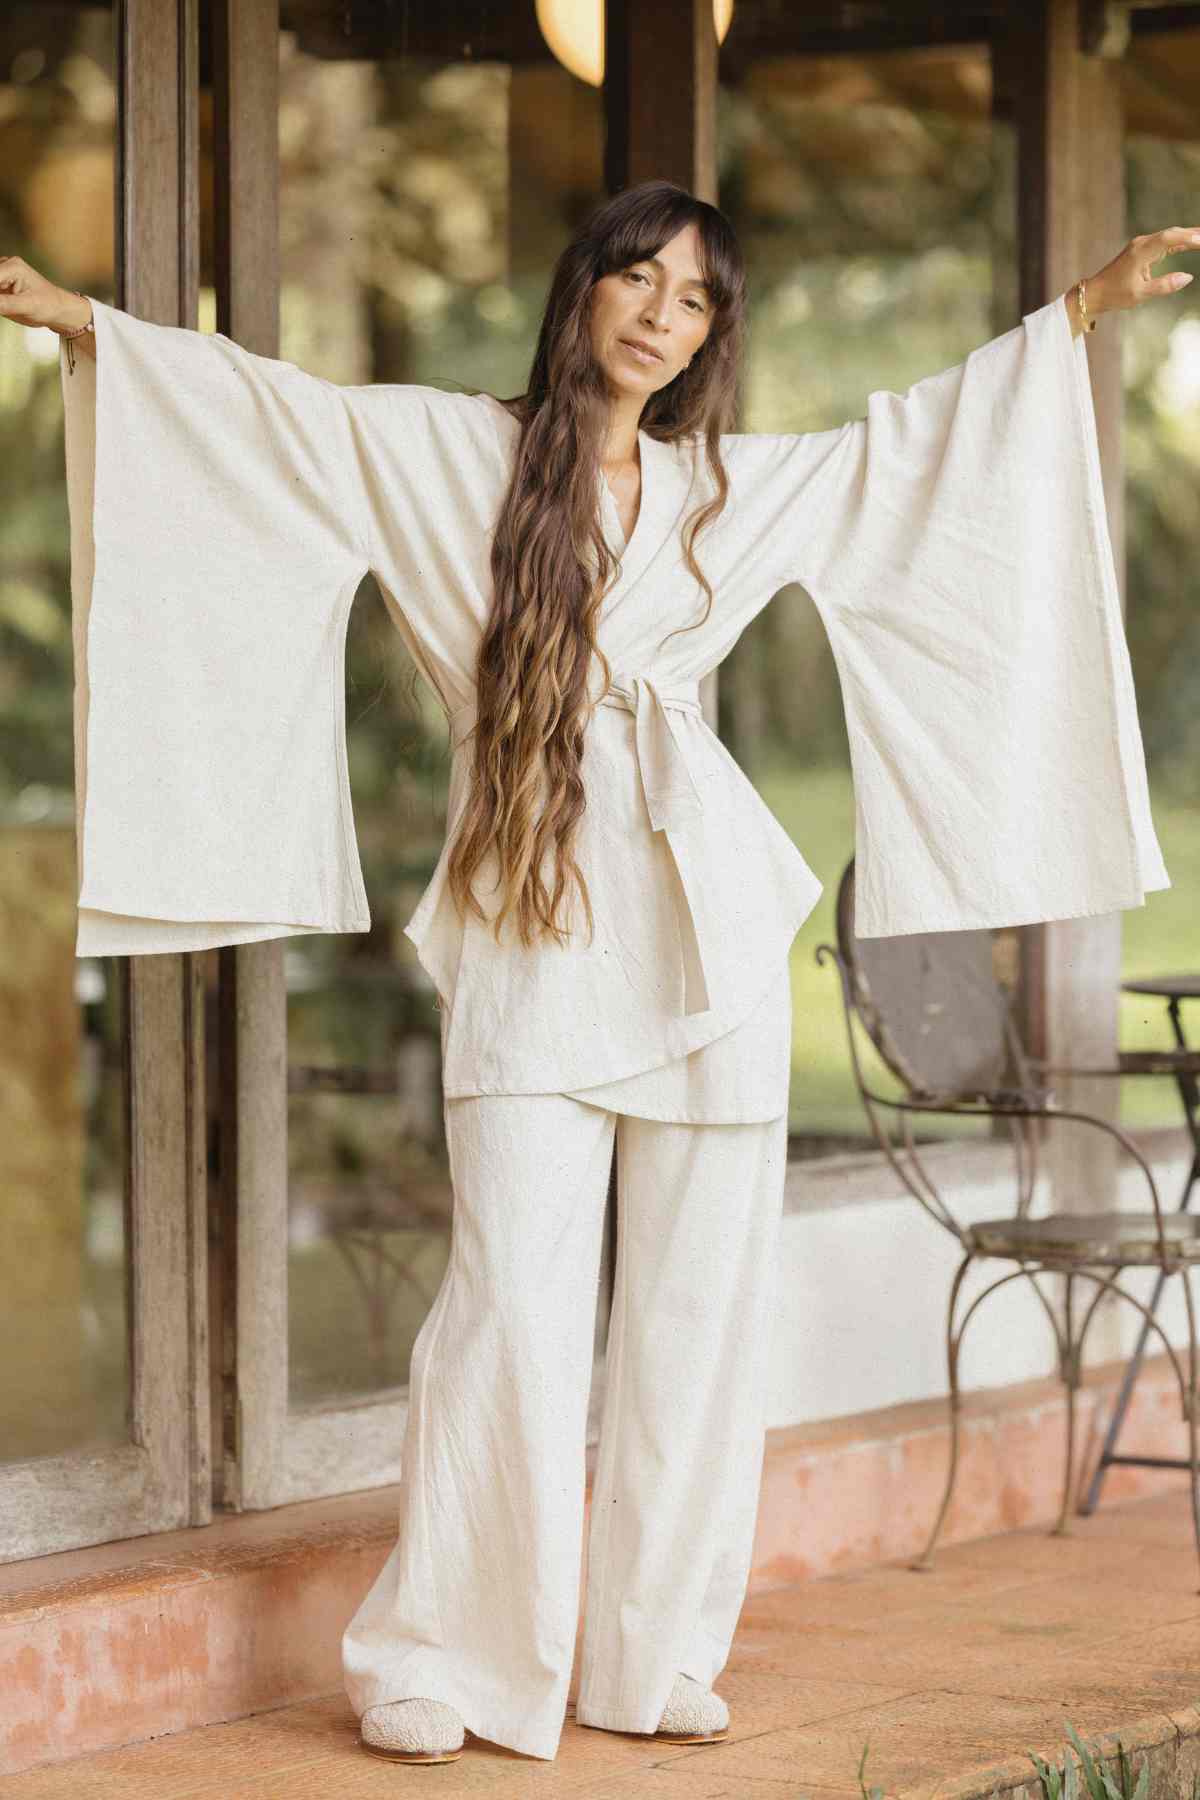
[588,221,714,402]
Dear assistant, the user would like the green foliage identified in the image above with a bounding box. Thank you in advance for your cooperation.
[849,1714,1197,1800]
[857,1737,885,1799]
[1027,1719,1156,1800]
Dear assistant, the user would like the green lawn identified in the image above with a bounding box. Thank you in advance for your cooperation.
[758,765,1200,1142]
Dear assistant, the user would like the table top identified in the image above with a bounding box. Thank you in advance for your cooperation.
[1122,975,1200,1000]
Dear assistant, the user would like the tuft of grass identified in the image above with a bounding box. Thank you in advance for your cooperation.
[850,1706,1200,1800]
[1027,1720,1150,1800]
[857,1738,885,1800]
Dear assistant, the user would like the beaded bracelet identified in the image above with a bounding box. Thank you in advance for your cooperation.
[60,290,95,374]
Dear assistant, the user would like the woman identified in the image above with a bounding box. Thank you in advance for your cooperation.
[0,181,1190,1768]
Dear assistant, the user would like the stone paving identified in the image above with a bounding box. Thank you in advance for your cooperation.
[12,1484,1200,1798]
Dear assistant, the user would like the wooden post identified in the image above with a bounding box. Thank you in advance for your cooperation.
[603,0,719,737]
[603,0,718,203]
[1000,0,1127,1354]
[601,0,721,1267]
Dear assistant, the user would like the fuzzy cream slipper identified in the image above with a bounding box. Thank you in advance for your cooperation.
[360,1696,466,1763]
[654,1672,730,1742]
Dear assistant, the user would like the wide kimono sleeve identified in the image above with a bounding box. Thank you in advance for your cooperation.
[739,290,1170,939]
[62,298,393,958]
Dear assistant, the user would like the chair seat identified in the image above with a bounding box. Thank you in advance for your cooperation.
[968,1210,1200,1266]
[908,1083,1055,1110]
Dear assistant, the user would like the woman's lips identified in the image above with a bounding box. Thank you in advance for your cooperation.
[619,338,663,365]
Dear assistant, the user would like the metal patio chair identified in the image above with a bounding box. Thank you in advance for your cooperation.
[815,856,1200,1589]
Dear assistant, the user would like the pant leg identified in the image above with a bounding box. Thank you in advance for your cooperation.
[575,1106,788,1734]
[342,1089,616,1762]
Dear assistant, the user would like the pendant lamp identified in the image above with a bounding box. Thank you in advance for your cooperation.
[536,0,734,88]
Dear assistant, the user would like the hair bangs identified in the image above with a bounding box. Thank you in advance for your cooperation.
[594,184,742,318]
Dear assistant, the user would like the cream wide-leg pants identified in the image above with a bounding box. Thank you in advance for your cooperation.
[341,1084,789,1762]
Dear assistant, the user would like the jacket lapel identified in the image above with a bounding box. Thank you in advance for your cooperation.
[599,430,697,612]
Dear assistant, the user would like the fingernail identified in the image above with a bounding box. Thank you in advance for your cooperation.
[1175,271,1194,288]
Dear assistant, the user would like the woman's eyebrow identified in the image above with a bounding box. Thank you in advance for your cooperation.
[641,254,712,295]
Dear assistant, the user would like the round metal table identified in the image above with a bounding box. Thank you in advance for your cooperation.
[1082,974,1200,1512]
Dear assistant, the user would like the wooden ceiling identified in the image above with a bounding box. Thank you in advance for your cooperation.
[10,0,1200,138]
[272,0,1200,67]
[271,0,1200,139]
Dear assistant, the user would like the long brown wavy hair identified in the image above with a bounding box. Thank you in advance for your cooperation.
[446,179,747,951]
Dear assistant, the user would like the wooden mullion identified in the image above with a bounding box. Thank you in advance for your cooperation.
[119,0,202,1528]
[210,0,287,1512]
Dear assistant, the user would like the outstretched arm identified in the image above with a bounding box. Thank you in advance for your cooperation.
[54,288,95,363]
[728,273,1176,941]
[0,259,95,361]
[3,253,500,960]
[1064,224,1200,337]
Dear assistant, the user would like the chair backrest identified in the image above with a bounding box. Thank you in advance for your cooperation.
[834,857,1023,1101]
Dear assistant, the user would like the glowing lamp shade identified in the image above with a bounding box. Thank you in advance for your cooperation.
[536,0,734,88]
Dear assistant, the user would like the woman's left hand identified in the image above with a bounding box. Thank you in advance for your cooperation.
[1086,226,1200,317]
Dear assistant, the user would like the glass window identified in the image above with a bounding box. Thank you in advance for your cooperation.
[277,33,606,1406]
[718,45,1001,1150]
[0,10,128,1461]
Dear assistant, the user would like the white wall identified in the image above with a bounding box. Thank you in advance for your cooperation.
[768,1134,1196,1430]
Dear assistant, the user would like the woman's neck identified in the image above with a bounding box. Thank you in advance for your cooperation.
[602,393,644,468]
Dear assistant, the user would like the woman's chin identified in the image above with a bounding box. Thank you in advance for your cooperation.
[604,364,665,400]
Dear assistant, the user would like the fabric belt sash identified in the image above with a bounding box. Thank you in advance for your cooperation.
[599,673,710,1016]
[446,672,711,1017]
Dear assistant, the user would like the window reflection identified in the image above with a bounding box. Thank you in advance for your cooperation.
[278,35,604,1406]
[0,9,126,1459]
[720,46,1001,1149]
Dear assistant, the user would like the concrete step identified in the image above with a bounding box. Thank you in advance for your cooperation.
[3,1349,1196,1779]
[8,1483,1200,1797]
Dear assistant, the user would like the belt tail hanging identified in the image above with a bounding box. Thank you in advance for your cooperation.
[661,831,712,1015]
[632,680,710,1016]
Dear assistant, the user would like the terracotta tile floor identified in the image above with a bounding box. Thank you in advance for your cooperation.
[14,1485,1200,1799]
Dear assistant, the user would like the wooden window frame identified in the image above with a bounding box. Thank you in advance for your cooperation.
[1,0,209,1564]
[216,0,1136,1511]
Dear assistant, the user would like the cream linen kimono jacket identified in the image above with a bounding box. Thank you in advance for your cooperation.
[60,293,1169,1121]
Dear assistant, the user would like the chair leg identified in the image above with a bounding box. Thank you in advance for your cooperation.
[1052,1273,1078,1539]
[1178,1265,1200,1596]
[910,1254,973,1573]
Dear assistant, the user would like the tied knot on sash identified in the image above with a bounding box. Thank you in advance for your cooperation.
[444,672,713,1018]
[597,674,705,835]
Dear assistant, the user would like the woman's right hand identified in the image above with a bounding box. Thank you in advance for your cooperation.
[0,256,89,332]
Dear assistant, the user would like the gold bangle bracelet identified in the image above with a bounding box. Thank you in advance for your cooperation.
[1076,277,1097,333]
